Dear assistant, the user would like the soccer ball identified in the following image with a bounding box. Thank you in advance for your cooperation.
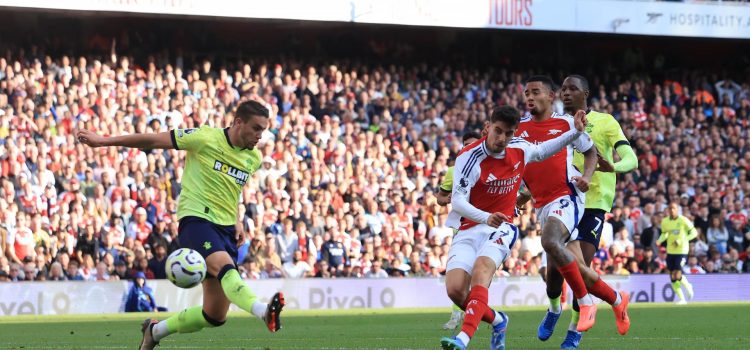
[166,248,207,288]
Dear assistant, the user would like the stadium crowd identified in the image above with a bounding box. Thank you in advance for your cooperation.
[0,46,749,284]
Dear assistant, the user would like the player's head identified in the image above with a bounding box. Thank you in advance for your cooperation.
[561,74,589,113]
[524,75,555,117]
[462,131,482,148]
[233,99,270,149]
[486,106,520,154]
[667,202,680,219]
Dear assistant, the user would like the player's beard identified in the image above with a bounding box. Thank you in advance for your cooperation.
[530,105,545,116]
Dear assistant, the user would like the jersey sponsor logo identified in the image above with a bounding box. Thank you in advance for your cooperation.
[548,129,563,135]
[177,128,197,138]
[552,209,563,217]
[485,173,521,195]
[213,160,250,185]
[519,131,529,138]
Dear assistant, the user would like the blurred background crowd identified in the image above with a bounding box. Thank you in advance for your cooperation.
[0,15,749,283]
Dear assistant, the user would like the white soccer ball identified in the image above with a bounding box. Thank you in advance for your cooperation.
[166,248,207,289]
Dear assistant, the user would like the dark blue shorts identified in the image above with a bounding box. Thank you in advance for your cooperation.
[574,209,606,248]
[178,216,238,267]
[666,254,687,271]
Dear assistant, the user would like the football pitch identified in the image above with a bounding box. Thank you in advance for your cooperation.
[1,302,748,349]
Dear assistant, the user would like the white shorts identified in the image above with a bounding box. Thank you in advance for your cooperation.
[538,194,585,242]
[446,222,519,275]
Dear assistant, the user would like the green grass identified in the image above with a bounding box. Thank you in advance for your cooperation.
[1,302,748,349]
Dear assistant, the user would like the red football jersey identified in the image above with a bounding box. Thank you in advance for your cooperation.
[515,113,593,208]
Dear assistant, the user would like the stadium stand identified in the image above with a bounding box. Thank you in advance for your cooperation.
[0,14,749,284]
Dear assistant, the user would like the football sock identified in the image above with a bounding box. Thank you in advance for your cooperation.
[558,261,588,299]
[155,306,222,341]
[219,265,266,319]
[671,280,685,301]
[569,310,580,332]
[681,276,692,289]
[459,285,491,345]
[549,295,562,313]
[589,277,618,305]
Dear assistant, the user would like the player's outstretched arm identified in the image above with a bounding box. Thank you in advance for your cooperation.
[524,109,589,164]
[77,129,175,150]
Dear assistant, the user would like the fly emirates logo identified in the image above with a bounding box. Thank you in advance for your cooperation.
[484,173,521,195]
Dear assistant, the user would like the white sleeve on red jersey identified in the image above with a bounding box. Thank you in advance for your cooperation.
[564,117,594,152]
[509,129,586,164]
[451,146,490,225]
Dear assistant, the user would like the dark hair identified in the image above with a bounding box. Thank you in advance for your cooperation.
[525,75,555,91]
[489,106,521,128]
[566,74,590,91]
[235,100,269,121]
[462,131,482,142]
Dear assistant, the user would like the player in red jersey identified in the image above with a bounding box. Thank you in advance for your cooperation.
[440,106,590,350]
[516,76,626,340]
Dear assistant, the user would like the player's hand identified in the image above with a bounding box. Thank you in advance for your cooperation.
[235,227,246,248]
[573,110,588,132]
[596,154,615,172]
[76,129,107,148]
[571,176,591,192]
[487,212,509,228]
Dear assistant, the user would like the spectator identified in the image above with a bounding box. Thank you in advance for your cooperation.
[365,259,388,278]
[706,215,729,254]
[261,259,283,279]
[90,261,111,281]
[239,257,261,280]
[47,262,67,281]
[22,262,37,281]
[683,256,706,274]
[613,227,635,256]
[66,260,84,281]
[321,233,347,272]
[275,218,298,264]
[123,272,157,313]
[282,250,313,278]
[113,260,130,280]
[520,226,543,257]
[727,220,746,252]
[147,244,167,279]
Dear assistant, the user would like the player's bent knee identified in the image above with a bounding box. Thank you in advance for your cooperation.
[202,309,227,327]
[541,238,563,255]
[205,251,236,277]
[446,287,469,307]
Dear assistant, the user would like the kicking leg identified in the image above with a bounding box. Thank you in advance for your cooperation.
[541,218,596,332]
[144,278,229,349]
